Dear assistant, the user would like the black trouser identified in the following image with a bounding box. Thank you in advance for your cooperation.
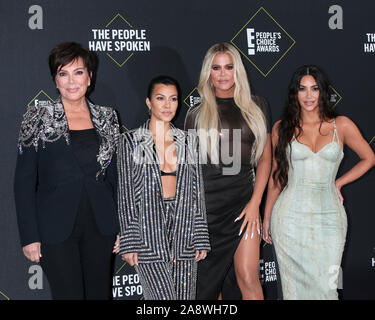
[40,190,116,300]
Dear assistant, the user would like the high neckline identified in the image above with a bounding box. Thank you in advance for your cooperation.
[216,96,234,102]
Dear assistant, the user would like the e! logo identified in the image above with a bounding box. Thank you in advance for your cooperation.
[28,5,43,30]
[328,5,343,30]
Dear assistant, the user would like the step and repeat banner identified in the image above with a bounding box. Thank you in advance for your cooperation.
[0,0,374,300]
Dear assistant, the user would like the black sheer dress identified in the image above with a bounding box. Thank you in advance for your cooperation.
[185,96,270,299]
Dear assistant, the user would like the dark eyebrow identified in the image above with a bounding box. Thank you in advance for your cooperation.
[59,67,85,72]
[299,84,319,88]
[155,94,178,97]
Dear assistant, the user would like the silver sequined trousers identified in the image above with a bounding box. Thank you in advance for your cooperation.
[135,198,198,300]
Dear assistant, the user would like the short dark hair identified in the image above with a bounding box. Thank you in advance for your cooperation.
[48,42,97,84]
[147,75,180,99]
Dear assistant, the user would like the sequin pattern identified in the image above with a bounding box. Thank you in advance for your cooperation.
[117,120,211,263]
[17,97,119,177]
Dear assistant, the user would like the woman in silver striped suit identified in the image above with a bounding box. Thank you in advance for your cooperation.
[117,76,211,300]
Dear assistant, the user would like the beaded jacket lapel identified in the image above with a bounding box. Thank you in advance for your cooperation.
[17,97,119,177]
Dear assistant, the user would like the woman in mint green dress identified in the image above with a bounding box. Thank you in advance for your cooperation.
[262,65,375,300]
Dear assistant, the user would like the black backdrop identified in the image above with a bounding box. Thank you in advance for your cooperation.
[0,0,374,300]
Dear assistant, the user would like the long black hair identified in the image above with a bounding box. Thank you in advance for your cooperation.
[273,65,338,189]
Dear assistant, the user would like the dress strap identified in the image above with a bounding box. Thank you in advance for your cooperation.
[332,119,340,143]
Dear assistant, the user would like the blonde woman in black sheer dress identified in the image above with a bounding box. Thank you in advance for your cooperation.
[185,43,271,300]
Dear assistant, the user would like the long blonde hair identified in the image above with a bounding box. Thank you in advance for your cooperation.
[188,42,267,165]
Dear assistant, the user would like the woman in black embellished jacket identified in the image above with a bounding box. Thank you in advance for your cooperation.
[117,76,211,300]
[14,42,120,300]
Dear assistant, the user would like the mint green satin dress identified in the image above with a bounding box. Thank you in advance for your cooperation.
[271,121,347,300]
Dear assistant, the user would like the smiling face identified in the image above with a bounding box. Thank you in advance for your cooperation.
[210,52,235,98]
[297,75,320,112]
[55,57,91,103]
[146,84,178,123]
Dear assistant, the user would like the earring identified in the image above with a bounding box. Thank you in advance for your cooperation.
[88,82,91,87]
[148,108,151,115]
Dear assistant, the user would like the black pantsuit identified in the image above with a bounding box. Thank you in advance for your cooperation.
[14,98,120,300]
[40,189,116,300]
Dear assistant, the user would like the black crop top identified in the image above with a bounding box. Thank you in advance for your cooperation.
[160,170,177,176]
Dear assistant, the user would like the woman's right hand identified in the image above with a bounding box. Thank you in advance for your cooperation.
[23,242,41,263]
[262,219,272,244]
[122,252,138,266]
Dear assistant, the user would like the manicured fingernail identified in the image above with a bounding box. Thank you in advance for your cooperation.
[257,229,260,235]
[239,230,242,236]
[251,232,254,239]
[234,217,239,222]
[245,233,248,240]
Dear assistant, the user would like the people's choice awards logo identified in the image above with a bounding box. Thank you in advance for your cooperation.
[184,88,201,109]
[27,90,54,107]
[328,85,342,108]
[88,13,151,67]
[259,259,277,284]
[231,7,296,77]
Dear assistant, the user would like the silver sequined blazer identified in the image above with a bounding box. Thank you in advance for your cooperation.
[117,120,211,263]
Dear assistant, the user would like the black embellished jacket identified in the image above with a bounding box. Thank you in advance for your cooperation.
[14,97,120,246]
[117,120,211,263]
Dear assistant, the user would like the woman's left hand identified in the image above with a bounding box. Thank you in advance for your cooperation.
[235,200,261,241]
[195,250,208,262]
[335,180,344,204]
[113,235,120,253]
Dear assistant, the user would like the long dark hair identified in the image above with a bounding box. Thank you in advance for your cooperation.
[273,65,338,189]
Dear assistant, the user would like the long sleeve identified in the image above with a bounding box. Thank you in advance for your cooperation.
[106,152,118,207]
[192,135,211,252]
[117,133,142,255]
[14,106,40,247]
[105,109,120,208]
